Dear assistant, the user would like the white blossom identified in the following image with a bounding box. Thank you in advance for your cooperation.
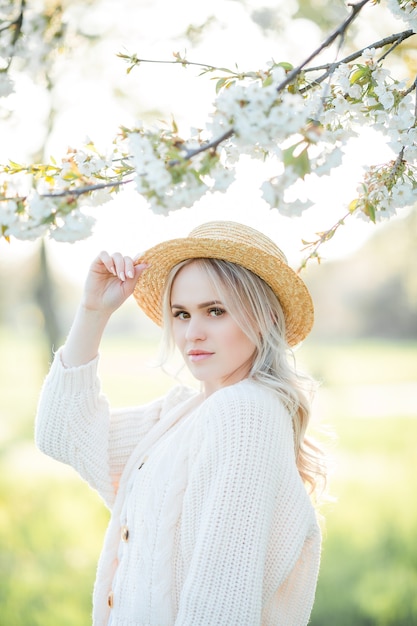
[209,69,309,155]
[310,145,344,176]
[331,63,351,93]
[222,142,241,166]
[348,83,363,100]
[74,153,107,177]
[387,0,417,32]
[372,66,391,85]
[261,180,281,208]
[0,73,14,98]
[391,177,416,208]
[26,191,55,221]
[50,211,95,242]
[403,143,417,161]
[362,48,377,62]
[374,84,395,109]
[262,176,313,216]
[87,188,113,207]
[144,161,172,192]
[8,221,50,241]
[278,198,314,217]
[0,199,20,227]
[150,173,208,214]
[129,132,172,195]
[209,164,236,192]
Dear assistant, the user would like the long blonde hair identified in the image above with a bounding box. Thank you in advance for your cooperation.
[160,258,327,498]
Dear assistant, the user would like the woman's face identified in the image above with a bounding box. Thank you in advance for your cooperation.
[170,261,256,397]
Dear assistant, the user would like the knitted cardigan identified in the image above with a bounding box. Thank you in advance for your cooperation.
[35,348,321,626]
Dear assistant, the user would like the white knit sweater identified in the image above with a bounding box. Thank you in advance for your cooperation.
[35,348,321,626]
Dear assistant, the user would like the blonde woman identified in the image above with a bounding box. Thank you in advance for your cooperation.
[36,221,326,626]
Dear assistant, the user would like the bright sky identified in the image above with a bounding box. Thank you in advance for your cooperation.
[0,0,404,284]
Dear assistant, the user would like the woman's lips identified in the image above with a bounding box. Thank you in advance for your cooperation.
[187,350,214,362]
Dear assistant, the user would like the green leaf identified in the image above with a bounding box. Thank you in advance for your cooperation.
[366,202,376,223]
[350,65,371,86]
[215,77,230,93]
[283,143,311,179]
[276,61,293,72]
[199,152,219,176]
[8,160,23,172]
[348,198,359,213]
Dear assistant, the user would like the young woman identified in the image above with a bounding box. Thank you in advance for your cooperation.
[35,220,326,626]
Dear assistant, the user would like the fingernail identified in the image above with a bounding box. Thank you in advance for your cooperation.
[127,270,134,279]
[119,272,126,281]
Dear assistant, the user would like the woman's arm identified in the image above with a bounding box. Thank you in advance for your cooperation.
[35,350,167,508]
[35,251,150,506]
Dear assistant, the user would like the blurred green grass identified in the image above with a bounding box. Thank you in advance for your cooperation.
[1,329,416,625]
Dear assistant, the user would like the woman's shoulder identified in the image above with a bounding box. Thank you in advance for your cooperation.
[203,379,290,435]
[207,378,283,411]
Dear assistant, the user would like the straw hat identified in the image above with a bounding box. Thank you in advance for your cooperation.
[133,221,314,346]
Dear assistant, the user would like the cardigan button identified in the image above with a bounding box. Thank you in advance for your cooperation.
[138,455,149,470]
[121,525,129,542]
[107,591,114,608]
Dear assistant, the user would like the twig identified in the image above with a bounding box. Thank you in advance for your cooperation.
[414,76,417,120]
[304,29,415,75]
[297,212,351,272]
[117,52,244,77]
[386,147,405,190]
[168,128,235,165]
[377,30,415,63]
[118,17,415,102]
[41,178,133,198]
[402,74,417,100]
[275,0,372,93]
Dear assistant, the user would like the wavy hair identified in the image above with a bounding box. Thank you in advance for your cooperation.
[160,258,327,499]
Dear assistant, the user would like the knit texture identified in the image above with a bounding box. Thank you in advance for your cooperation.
[35,348,321,626]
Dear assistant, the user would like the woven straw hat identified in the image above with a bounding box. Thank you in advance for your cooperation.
[133,221,314,346]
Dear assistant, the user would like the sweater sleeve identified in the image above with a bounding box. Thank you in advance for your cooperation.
[35,347,166,508]
[175,381,316,626]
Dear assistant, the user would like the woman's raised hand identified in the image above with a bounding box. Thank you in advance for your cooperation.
[61,252,148,367]
[82,251,148,315]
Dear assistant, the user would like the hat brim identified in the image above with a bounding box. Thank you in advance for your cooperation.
[133,236,313,347]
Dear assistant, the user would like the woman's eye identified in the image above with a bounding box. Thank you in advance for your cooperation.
[209,307,225,317]
[173,311,189,320]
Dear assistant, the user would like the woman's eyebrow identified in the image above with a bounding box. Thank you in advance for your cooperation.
[171,300,224,310]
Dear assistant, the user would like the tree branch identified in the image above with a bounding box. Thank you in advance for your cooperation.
[41,178,133,198]
[168,128,235,165]
[275,0,372,93]
[298,212,351,272]
[402,74,417,100]
[304,29,415,75]
[117,51,249,77]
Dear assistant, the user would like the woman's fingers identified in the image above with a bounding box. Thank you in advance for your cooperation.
[97,251,148,282]
[111,252,128,281]
[124,256,135,280]
[97,251,117,276]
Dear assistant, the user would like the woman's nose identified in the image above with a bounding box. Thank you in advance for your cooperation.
[185,316,206,341]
